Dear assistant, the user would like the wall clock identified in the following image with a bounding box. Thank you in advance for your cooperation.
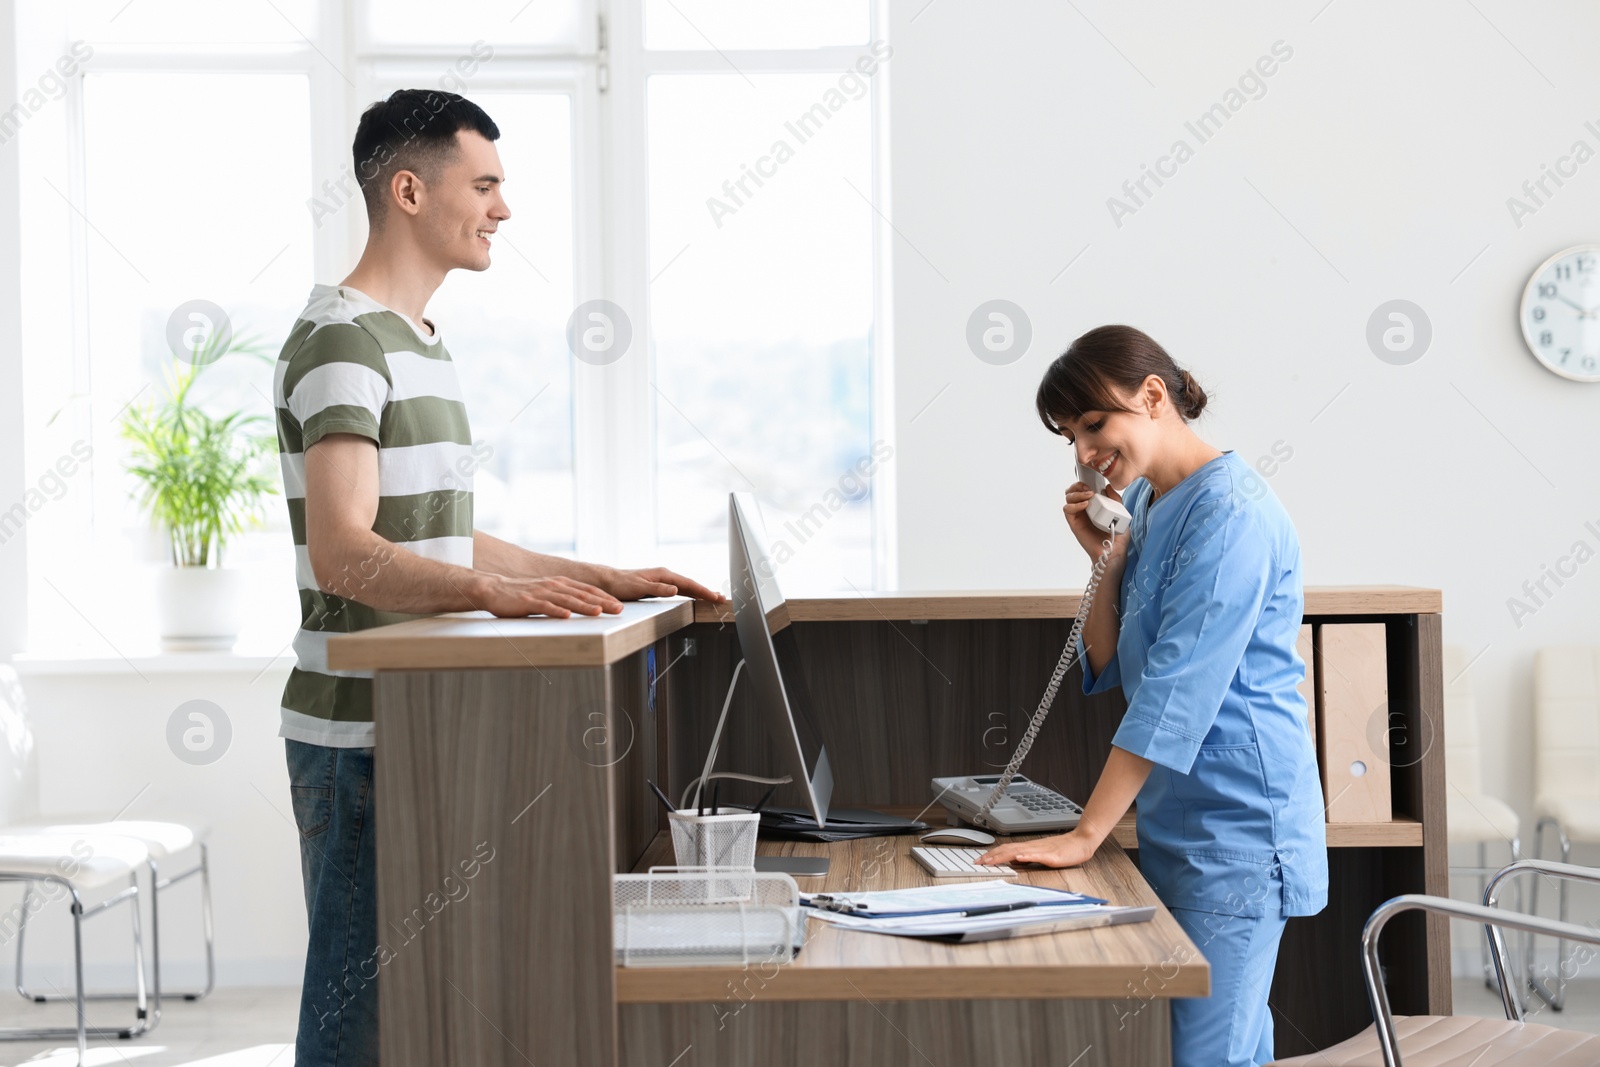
[1520,245,1600,382]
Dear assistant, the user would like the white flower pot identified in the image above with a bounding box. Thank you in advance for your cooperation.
[156,567,245,652]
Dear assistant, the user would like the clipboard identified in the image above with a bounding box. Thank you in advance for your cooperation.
[801,880,1105,919]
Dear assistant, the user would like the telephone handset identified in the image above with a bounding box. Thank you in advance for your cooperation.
[930,466,1127,832]
[1075,462,1132,535]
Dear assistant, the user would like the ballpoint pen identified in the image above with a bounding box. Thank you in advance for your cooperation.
[646,779,674,815]
[962,902,1038,917]
[750,784,779,817]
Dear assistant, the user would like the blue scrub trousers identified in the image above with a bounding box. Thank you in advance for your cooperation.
[1168,904,1288,1067]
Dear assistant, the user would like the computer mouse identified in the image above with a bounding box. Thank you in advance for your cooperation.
[918,827,996,846]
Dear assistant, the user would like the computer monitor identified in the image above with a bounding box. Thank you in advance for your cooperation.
[729,492,834,829]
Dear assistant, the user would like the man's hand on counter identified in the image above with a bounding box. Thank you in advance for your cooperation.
[473,573,624,618]
[600,566,726,604]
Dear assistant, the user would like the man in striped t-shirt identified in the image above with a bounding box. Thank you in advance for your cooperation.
[276,90,722,1066]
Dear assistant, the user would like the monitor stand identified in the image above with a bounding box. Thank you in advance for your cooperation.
[755,856,830,877]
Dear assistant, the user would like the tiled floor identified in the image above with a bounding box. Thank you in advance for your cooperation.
[0,988,296,1066]
[1454,975,1600,1034]
[0,979,1595,1064]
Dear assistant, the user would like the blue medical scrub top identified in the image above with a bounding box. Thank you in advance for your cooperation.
[1077,452,1328,918]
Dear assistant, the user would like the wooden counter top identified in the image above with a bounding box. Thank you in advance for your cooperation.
[328,586,1440,671]
[693,585,1441,624]
[326,599,692,670]
[616,828,1208,1003]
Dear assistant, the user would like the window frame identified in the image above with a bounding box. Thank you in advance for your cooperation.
[13,0,895,654]
[602,0,897,581]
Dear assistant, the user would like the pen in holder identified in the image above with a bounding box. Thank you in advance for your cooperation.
[668,807,760,875]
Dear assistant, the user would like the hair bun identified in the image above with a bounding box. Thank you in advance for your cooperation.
[1176,369,1208,420]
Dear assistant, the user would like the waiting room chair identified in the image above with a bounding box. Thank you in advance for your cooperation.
[1268,858,1600,1066]
[0,665,215,1034]
[1441,645,1521,996]
[1527,645,1600,1010]
[0,831,156,1065]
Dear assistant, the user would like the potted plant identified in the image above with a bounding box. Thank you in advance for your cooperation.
[120,335,278,651]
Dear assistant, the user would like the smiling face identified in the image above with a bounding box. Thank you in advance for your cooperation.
[409,129,511,273]
[1053,376,1172,492]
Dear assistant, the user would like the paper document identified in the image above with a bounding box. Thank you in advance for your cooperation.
[801,879,1103,917]
[806,902,1156,942]
[798,879,1152,943]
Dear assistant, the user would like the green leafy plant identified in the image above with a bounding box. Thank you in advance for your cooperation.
[120,336,279,568]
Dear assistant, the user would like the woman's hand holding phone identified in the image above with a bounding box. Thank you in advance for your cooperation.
[1064,481,1129,562]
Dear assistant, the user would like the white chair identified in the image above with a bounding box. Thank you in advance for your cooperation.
[0,832,156,1065]
[0,665,215,1032]
[1527,645,1600,1011]
[1441,645,1522,994]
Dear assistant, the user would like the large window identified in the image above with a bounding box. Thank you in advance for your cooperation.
[12,0,888,657]
[647,72,875,588]
[416,93,579,552]
[19,63,317,654]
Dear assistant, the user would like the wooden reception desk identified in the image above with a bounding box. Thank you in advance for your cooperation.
[328,586,1447,1067]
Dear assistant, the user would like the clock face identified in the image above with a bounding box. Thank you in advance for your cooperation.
[1520,245,1600,382]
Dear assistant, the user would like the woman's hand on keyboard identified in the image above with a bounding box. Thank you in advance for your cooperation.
[974,828,1097,870]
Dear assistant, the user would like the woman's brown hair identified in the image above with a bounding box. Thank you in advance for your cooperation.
[1034,325,1208,436]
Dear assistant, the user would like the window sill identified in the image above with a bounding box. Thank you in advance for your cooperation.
[11,647,297,676]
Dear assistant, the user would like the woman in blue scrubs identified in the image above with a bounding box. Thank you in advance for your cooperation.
[977,325,1328,1067]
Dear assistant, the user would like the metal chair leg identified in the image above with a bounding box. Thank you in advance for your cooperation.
[1506,835,1526,1016]
[16,867,163,1026]
[1528,816,1571,1011]
[70,887,86,1066]
[16,844,214,1010]
[0,873,151,1062]
[14,881,33,1001]
[150,843,213,1001]
[144,859,162,1026]
[125,871,150,1036]
[189,842,215,1000]
[1478,842,1492,990]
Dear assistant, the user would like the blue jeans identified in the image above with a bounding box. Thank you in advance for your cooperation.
[286,740,379,1067]
[1169,904,1288,1067]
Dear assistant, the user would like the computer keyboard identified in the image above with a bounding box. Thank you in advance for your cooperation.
[911,846,1016,878]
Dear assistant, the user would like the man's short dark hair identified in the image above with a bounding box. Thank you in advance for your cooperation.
[352,89,500,229]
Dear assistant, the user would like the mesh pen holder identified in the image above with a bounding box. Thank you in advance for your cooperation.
[668,807,760,876]
[614,867,801,967]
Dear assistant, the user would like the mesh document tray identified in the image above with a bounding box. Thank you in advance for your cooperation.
[614,867,802,967]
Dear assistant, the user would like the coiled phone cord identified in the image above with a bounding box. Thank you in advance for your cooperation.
[971,526,1120,827]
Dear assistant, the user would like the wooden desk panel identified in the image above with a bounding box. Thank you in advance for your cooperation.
[666,617,1129,819]
[618,830,1207,1003]
[374,667,618,1067]
[620,996,1167,1067]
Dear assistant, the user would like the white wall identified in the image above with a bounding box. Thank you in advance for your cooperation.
[884,0,1600,964]
[0,0,28,659]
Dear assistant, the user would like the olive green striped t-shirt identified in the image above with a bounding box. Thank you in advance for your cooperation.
[274,283,476,748]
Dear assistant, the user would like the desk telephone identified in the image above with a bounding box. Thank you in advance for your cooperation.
[931,464,1130,835]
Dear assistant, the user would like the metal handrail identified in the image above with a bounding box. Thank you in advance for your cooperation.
[1361,883,1600,1067]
